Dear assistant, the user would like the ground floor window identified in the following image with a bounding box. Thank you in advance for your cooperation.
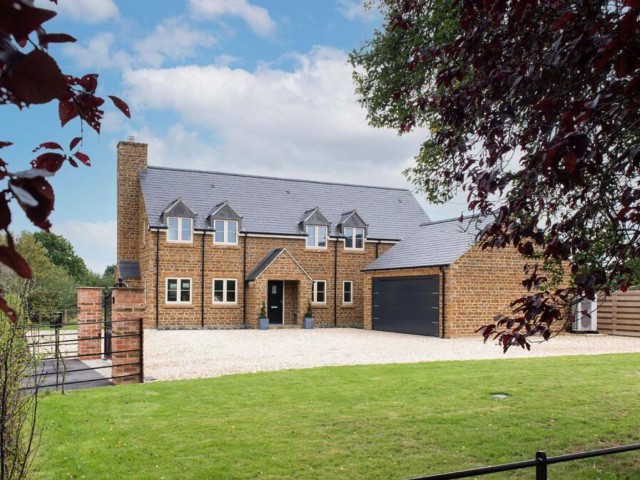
[213,279,237,304]
[313,280,326,304]
[166,278,191,304]
[343,280,353,304]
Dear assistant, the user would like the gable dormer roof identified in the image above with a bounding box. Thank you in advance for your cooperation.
[161,197,196,224]
[337,210,368,233]
[298,207,331,232]
[207,201,242,228]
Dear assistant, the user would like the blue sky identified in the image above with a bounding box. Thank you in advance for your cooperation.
[7,0,466,272]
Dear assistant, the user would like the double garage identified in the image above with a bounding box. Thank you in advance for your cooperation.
[363,217,530,338]
[371,275,440,337]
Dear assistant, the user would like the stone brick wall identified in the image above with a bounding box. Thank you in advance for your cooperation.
[116,140,147,288]
[77,288,103,360]
[445,245,529,337]
[111,288,144,385]
[138,227,396,329]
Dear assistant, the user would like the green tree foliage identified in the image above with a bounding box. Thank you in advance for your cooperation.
[0,233,76,321]
[352,0,640,350]
[0,316,38,480]
[103,264,116,279]
[33,231,89,282]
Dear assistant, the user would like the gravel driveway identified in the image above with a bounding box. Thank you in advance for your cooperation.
[144,328,640,381]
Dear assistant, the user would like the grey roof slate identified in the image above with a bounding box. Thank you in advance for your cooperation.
[363,216,493,271]
[246,248,284,281]
[139,167,430,240]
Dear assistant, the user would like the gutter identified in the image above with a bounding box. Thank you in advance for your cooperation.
[201,231,205,328]
[440,266,446,338]
[155,229,160,328]
[333,238,338,327]
[243,233,247,326]
[361,263,450,273]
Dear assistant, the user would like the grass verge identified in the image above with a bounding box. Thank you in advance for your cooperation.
[34,354,640,479]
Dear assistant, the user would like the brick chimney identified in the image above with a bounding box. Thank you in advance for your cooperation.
[116,138,148,284]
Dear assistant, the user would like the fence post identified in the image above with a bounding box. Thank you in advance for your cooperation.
[536,451,548,480]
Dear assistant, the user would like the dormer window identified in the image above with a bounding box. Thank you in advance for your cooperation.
[338,210,368,250]
[214,220,238,245]
[300,207,330,250]
[306,225,327,249]
[167,217,193,243]
[162,198,196,243]
[208,201,242,245]
[344,227,364,250]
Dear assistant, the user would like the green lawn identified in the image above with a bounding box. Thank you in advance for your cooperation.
[34,354,640,479]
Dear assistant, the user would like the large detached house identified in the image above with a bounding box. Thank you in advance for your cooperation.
[116,140,529,336]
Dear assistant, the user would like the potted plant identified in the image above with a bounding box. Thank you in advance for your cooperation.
[258,301,269,330]
[302,301,314,329]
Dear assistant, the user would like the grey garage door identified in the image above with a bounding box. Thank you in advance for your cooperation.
[372,276,440,336]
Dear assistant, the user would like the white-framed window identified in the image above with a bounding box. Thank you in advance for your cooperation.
[306,225,327,249]
[313,280,326,304]
[167,217,193,243]
[344,227,364,250]
[166,278,192,304]
[213,279,237,304]
[343,280,353,304]
[214,220,238,245]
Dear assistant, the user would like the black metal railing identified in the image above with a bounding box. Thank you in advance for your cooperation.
[409,443,640,480]
[19,318,143,392]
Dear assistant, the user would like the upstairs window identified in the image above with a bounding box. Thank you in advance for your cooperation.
[306,225,327,249]
[166,278,191,304]
[167,217,192,243]
[214,220,238,245]
[313,280,326,304]
[213,279,237,304]
[344,227,364,250]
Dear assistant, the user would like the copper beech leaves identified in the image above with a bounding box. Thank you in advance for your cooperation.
[3,50,70,104]
[0,0,130,321]
[354,0,640,351]
[9,176,54,230]
[0,0,56,47]
[108,96,131,118]
[0,246,32,279]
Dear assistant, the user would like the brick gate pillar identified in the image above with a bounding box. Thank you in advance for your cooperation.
[111,288,145,385]
[77,287,103,360]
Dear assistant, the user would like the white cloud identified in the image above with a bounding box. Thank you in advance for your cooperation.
[337,0,379,22]
[189,0,276,37]
[132,125,219,171]
[133,18,217,68]
[63,32,133,70]
[52,221,116,274]
[123,47,425,190]
[63,18,217,70]
[56,0,119,23]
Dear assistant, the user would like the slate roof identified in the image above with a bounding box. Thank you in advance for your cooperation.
[139,167,430,240]
[246,248,312,282]
[363,216,493,271]
[246,248,284,281]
